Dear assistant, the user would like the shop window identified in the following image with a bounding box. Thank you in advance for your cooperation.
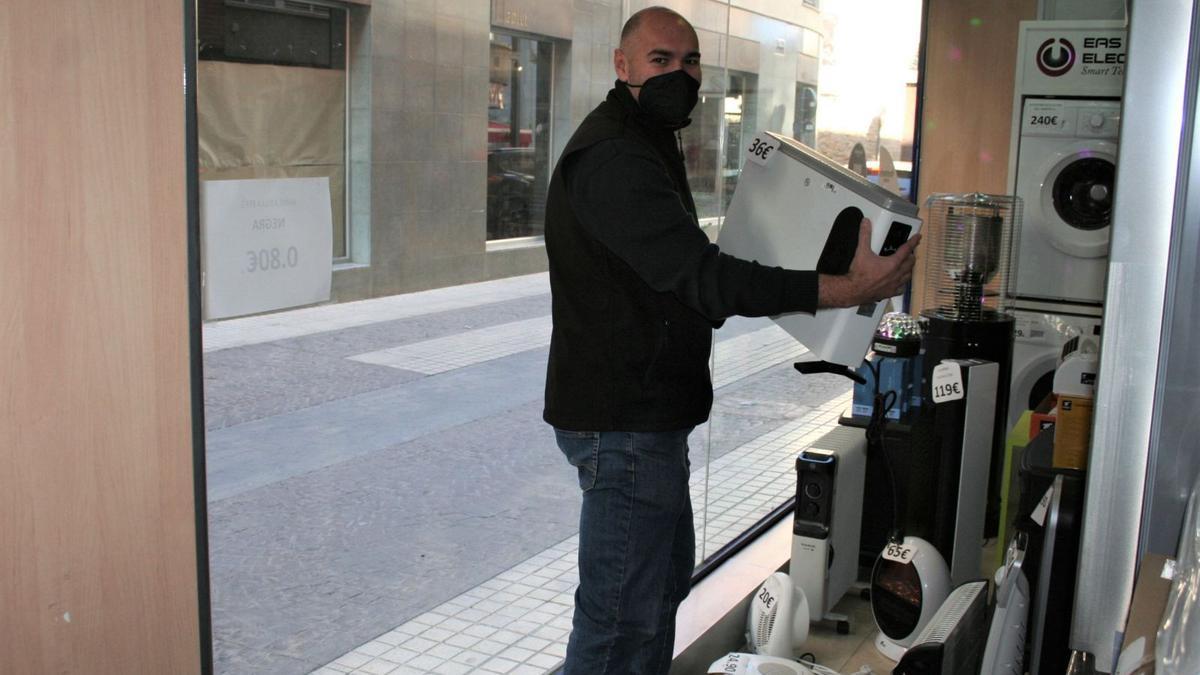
[683,70,758,221]
[196,0,351,259]
[487,32,554,241]
[794,84,818,149]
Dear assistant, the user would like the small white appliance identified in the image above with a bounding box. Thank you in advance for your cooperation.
[1007,20,1125,306]
[981,534,1031,675]
[1007,303,1102,433]
[870,535,952,661]
[719,131,923,376]
[707,653,815,675]
[790,425,866,631]
[893,580,990,675]
[746,572,810,659]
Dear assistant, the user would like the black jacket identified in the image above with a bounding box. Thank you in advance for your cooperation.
[542,82,819,432]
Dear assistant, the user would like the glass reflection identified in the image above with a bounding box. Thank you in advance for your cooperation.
[487,32,553,240]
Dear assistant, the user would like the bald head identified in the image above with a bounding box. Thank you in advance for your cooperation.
[614,6,702,100]
[620,6,696,49]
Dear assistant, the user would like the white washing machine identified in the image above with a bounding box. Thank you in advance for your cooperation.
[1012,98,1120,303]
[1006,20,1126,306]
[1007,303,1102,434]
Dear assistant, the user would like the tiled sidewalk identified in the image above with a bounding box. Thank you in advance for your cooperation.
[312,395,850,675]
[347,317,553,375]
[203,274,550,353]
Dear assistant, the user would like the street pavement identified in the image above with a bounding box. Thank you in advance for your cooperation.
[200,273,850,674]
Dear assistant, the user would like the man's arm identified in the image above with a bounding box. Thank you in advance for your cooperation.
[565,139,920,316]
[565,138,818,320]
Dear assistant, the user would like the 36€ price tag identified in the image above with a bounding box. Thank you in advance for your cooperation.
[882,541,915,564]
[1031,486,1053,526]
[745,134,779,167]
[931,361,965,403]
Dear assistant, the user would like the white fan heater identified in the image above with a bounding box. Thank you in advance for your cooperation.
[746,572,810,659]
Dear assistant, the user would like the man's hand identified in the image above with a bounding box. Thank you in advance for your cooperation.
[817,218,921,309]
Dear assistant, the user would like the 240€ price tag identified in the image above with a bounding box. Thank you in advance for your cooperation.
[931,361,965,403]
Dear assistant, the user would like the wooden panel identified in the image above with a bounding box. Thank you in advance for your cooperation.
[0,2,201,673]
[912,0,1038,312]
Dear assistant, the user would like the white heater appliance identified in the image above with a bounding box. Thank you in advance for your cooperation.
[981,534,1031,675]
[719,132,923,376]
[790,425,867,630]
[871,535,952,661]
[746,572,809,658]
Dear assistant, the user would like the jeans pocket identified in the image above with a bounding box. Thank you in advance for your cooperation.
[555,429,600,492]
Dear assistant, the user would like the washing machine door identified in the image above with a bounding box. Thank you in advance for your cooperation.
[1033,139,1117,258]
[1008,351,1057,434]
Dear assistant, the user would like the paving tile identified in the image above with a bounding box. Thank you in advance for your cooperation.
[358,658,400,675]
[480,657,520,673]
[354,642,393,658]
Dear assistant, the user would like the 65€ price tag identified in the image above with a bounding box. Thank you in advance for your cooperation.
[931,361,965,403]
[883,542,915,564]
[745,134,779,167]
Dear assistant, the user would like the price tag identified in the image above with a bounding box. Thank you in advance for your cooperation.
[1162,558,1177,581]
[1024,100,1069,133]
[882,541,915,564]
[1031,487,1053,526]
[931,361,965,403]
[713,653,750,674]
[745,134,779,167]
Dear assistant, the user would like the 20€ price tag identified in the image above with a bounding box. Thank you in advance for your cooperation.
[883,542,915,564]
[745,134,779,167]
[931,361,965,403]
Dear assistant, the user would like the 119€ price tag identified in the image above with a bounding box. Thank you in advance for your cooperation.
[882,542,915,564]
[931,361,965,403]
[745,134,779,167]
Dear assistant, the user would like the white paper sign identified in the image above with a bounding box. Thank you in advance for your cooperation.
[882,541,915,564]
[931,361,965,403]
[202,178,333,320]
[1031,487,1054,526]
[745,134,779,167]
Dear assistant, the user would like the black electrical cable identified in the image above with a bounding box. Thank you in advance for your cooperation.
[865,358,902,541]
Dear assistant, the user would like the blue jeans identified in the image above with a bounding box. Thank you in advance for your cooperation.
[555,428,695,675]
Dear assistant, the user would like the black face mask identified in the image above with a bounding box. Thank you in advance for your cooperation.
[624,69,700,130]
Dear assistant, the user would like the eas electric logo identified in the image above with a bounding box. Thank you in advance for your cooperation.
[1036,37,1075,77]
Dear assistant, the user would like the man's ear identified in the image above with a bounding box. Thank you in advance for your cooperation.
[613,47,629,82]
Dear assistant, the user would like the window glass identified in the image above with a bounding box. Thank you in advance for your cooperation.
[197,0,350,259]
[814,3,922,200]
[794,84,819,148]
[198,2,924,673]
[488,32,554,240]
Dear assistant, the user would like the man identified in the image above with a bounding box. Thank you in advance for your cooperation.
[542,7,920,674]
